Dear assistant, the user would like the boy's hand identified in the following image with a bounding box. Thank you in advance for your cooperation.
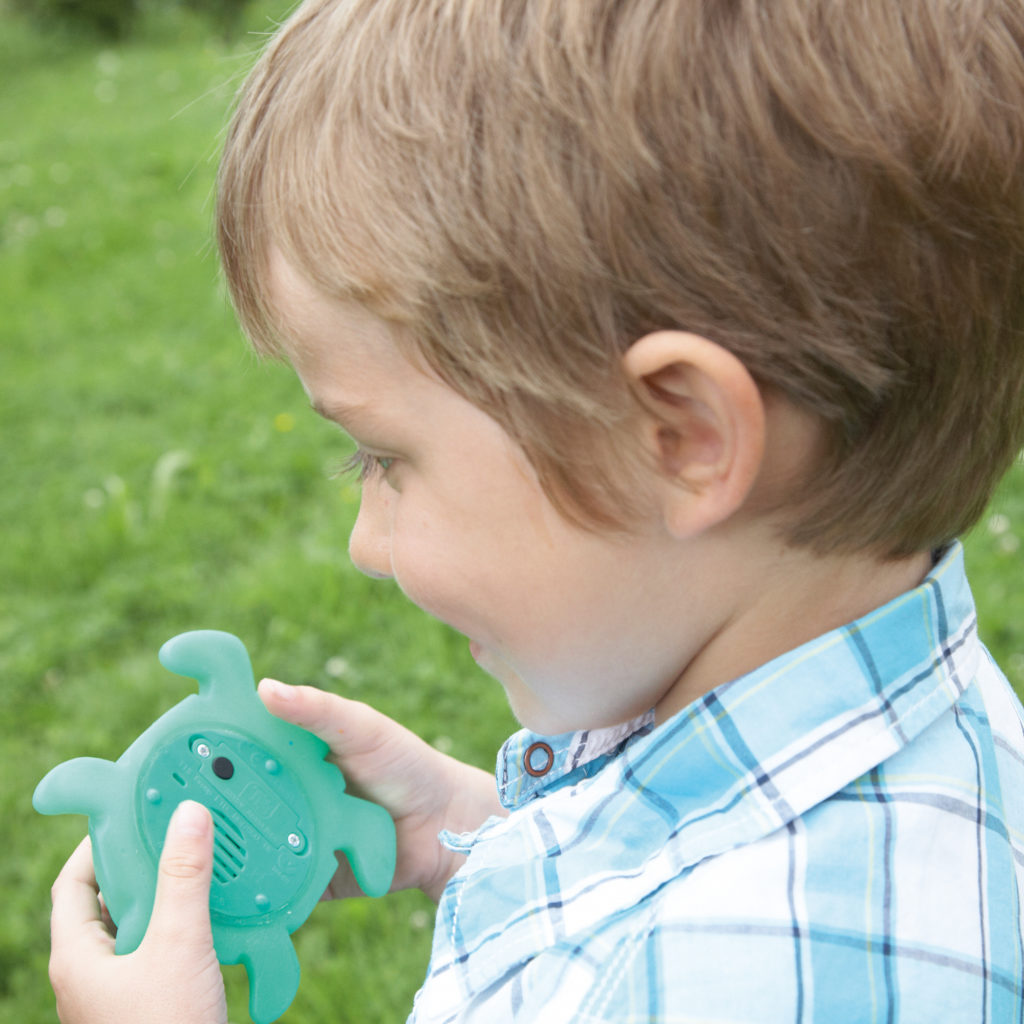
[48,801,226,1024]
[259,680,505,902]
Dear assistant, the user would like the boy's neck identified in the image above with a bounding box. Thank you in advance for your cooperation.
[654,542,934,724]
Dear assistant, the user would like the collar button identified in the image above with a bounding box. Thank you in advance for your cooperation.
[524,741,555,777]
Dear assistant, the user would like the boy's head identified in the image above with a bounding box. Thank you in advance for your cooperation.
[218,0,1024,559]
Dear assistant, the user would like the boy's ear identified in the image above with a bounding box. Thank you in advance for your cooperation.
[622,331,766,538]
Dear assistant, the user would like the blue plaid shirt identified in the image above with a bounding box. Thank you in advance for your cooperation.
[411,544,1024,1022]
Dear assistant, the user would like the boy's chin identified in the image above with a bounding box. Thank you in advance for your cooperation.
[470,648,557,733]
[473,646,647,736]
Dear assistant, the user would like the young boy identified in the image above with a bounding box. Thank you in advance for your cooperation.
[47,1,1024,1021]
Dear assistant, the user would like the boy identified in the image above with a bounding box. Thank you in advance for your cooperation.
[47,1,1024,1021]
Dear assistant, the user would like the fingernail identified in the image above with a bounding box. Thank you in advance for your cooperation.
[173,800,210,838]
[260,678,294,702]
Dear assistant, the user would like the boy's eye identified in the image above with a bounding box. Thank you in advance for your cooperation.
[338,449,394,482]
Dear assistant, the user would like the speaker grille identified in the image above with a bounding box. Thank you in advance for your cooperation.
[211,807,246,884]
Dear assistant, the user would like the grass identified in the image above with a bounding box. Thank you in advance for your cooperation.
[2,6,1023,1023]
[1,7,515,1022]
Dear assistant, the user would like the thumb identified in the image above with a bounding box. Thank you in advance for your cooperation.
[142,800,215,954]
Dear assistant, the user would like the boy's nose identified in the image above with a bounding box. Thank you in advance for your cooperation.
[348,487,393,580]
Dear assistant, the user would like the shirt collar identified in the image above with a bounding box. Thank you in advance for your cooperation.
[497,710,656,809]
[494,542,977,825]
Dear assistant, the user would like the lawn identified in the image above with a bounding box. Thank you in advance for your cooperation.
[2,5,1022,1023]
[1,6,516,1022]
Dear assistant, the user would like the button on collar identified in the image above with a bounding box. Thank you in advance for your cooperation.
[523,741,554,777]
[498,712,656,810]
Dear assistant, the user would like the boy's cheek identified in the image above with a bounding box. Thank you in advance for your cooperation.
[387,552,473,638]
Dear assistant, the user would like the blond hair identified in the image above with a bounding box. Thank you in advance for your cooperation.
[218,0,1024,557]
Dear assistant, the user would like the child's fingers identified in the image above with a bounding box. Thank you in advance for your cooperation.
[257,678,444,822]
[50,837,115,953]
[258,678,407,759]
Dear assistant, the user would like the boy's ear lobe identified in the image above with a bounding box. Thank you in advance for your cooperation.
[622,331,766,538]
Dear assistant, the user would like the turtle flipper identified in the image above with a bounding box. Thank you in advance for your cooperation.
[113,898,154,955]
[334,796,397,898]
[158,630,255,702]
[232,924,301,1024]
[33,757,121,818]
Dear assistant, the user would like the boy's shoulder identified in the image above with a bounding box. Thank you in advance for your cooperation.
[412,544,1024,1021]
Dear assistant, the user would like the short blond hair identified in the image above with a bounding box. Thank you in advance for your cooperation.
[218,0,1024,557]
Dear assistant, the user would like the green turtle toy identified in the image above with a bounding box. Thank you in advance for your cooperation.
[33,630,397,1023]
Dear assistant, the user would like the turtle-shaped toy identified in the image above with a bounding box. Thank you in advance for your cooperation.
[33,630,397,1023]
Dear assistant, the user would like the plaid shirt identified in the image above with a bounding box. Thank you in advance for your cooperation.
[411,544,1024,1023]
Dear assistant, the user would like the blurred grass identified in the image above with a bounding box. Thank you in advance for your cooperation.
[1,6,516,1022]
[967,464,1024,689]
[2,5,1023,1024]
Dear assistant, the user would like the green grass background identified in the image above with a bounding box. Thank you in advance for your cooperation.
[2,5,1022,1022]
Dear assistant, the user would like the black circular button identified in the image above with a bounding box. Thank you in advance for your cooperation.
[213,756,235,780]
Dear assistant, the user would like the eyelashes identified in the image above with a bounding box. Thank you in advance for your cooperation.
[336,449,394,482]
